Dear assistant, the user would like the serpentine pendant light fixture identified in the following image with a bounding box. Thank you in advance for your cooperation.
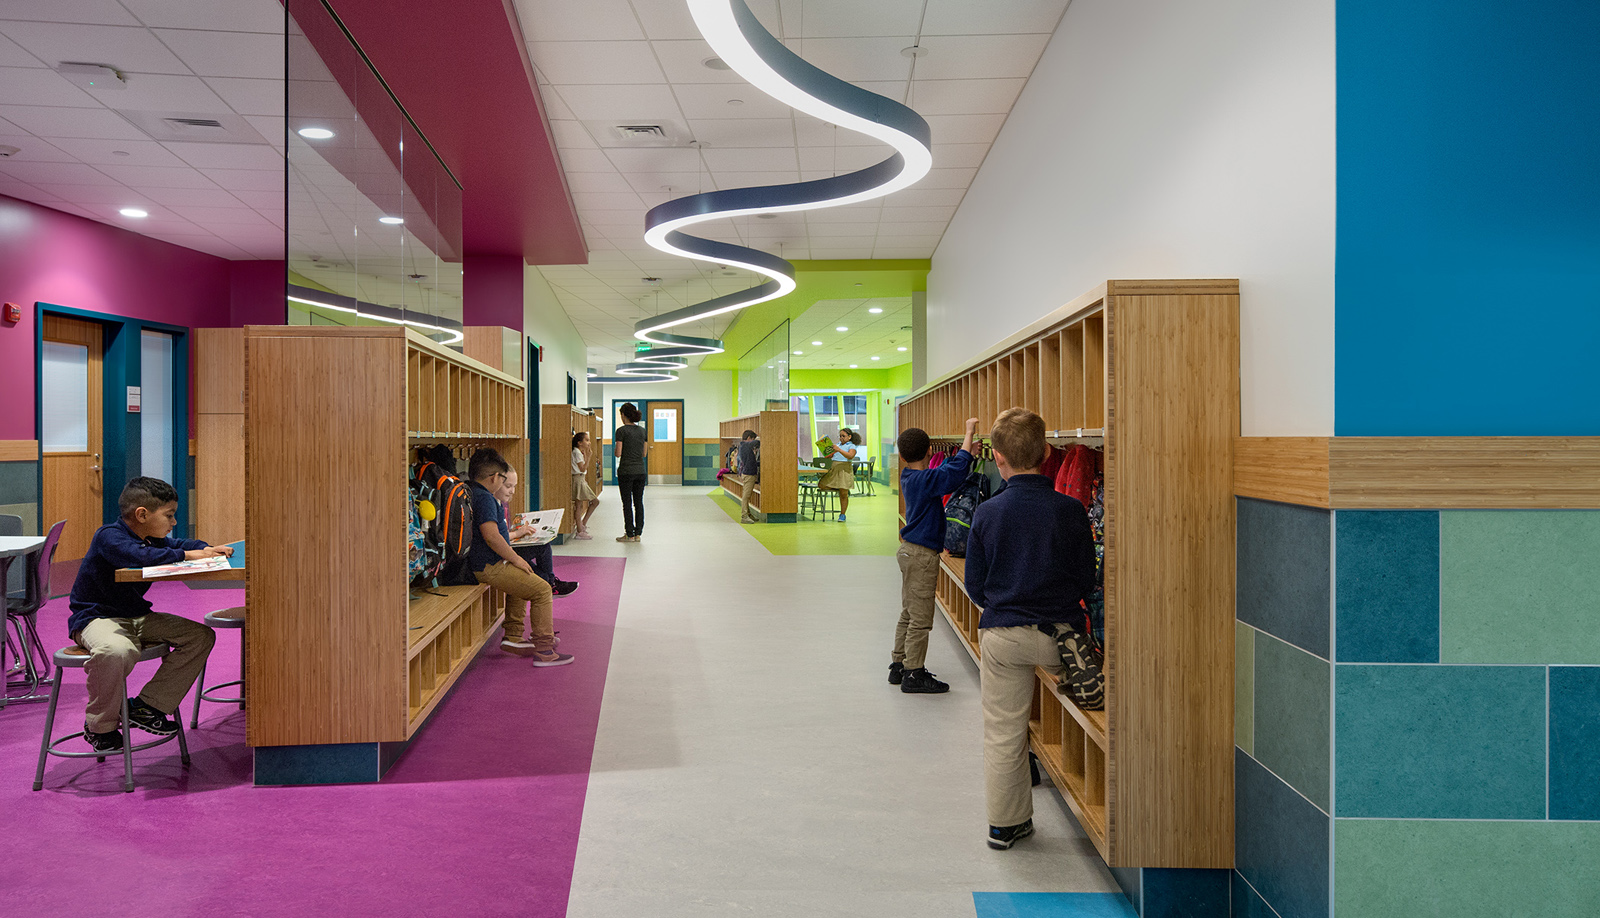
[587,0,933,383]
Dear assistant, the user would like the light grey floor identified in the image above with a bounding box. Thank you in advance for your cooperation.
[557,487,1119,917]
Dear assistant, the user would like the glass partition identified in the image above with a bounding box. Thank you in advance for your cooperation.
[284,0,464,345]
[736,321,790,417]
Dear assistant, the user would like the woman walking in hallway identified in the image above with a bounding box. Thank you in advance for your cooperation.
[614,403,649,542]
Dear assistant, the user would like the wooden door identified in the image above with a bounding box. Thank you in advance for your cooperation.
[41,315,105,561]
[645,401,683,481]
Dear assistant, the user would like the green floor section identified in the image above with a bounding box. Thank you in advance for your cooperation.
[708,486,900,556]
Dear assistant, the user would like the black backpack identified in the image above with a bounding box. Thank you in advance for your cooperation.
[943,468,990,557]
[1044,603,1106,710]
[411,446,475,586]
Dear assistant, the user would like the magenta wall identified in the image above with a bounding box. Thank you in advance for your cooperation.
[0,194,253,440]
[463,252,524,331]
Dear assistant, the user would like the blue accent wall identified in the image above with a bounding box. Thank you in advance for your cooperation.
[1336,0,1600,435]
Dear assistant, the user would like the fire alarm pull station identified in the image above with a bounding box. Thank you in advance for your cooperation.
[2,302,19,324]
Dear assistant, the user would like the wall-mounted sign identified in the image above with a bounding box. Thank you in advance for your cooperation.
[127,386,141,413]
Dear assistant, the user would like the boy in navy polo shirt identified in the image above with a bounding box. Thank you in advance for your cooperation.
[891,416,978,694]
[68,477,227,752]
[965,408,1097,849]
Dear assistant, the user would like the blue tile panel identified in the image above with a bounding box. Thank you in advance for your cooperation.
[1141,868,1229,918]
[0,459,40,507]
[1237,498,1330,658]
[1335,664,1545,819]
[1252,631,1330,812]
[1230,871,1278,918]
[1550,666,1600,820]
[1235,749,1328,918]
[1334,510,1439,663]
[254,742,380,785]
[972,893,1136,918]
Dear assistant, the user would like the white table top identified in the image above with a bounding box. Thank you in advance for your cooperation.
[0,536,45,559]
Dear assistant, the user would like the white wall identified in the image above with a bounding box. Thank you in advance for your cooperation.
[596,364,732,439]
[928,0,1335,436]
[525,265,589,409]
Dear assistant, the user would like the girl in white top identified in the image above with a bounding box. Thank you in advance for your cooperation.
[571,431,600,539]
[819,427,860,521]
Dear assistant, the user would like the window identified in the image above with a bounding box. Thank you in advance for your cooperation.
[140,330,174,481]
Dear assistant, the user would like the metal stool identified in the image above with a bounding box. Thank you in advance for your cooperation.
[34,643,190,793]
[191,607,245,727]
[814,486,840,519]
[797,481,817,519]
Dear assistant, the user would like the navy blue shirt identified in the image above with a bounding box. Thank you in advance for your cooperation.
[67,520,207,635]
[466,480,509,573]
[899,449,973,551]
[736,438,760,476]
[964,474,1097,629]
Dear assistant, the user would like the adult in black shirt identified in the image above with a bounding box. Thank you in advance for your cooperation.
[614,403,649,541]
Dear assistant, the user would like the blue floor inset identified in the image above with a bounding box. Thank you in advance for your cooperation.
[973,892,1138,918]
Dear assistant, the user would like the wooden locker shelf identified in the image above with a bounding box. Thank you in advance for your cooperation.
[719,411,799,517]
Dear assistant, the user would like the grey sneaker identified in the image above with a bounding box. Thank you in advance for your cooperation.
[987,818,1035,850]
[531,649,575,667]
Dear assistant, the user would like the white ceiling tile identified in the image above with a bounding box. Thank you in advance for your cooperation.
[0,67,99,107]
[0,159,121,185]
[1,22,189,74]
[565,170,634,193]
[132,184,244,207]
[100,72,233,112]
[203,77,283,116]
[805,234,878,249]
[152,28,283,80]
[161,141,281,170]
[622,170,705,194]
[554,147,617,173]
[528,41,663,85]
[0,33,44,68]
[629,0,705,41]
[686,118,796,149]
[552,83,680,122]
[203,168,283,191]
[602,146,702,173]
[784,0,926,38]
[549,119,599,149]
[888,187,966,208]
[923,113,1006,145]
[171,204,273,225]
[700,146,797,172]
[121,0,285,33]
[513,0,645,42]
[649,39,748,85]
[534,81,577,120]
[673,83,790,120]
[809,247,873,259]
[920,0,1070,36]
[778,37,914,83]
[229,188,283,209]
[917,166,977,189]
[874,220,951,236]
[0,2,139,26]
[872,246,935,258]
[0,177,57,200]
[794,114,892,147]
[30,182,145,205]
[48,136,183,166]
[0,134,78,162]
[797,144,888,172]
[912,34,1052,80]
[706,170,799,190]
[572,191,645,211]
[906,77,1027,116]
[0,104,144,139]
[806,202,880,222]
[242,114,284,145]
[928,143,990,170]
[872,234,945,248]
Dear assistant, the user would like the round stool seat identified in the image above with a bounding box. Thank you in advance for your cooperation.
[54,642,171,668]
[204,606,245,628]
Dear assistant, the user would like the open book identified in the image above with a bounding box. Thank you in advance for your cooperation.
[142,555,233,578]
[509,509,564,547]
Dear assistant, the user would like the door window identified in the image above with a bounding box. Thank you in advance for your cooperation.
[41,341,89,452]
[140,330,175,481]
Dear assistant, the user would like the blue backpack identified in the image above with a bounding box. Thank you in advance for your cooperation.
[943,467,990,557]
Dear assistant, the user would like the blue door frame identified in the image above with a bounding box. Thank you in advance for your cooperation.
[34,302,193,539]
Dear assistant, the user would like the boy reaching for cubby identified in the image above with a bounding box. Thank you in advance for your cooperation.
[68,477,226,752]
[890,416,979,694]
[964,408,1097,850]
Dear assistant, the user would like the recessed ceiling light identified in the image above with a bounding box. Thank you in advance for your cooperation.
[871,356,880,360]
[793,350,802,355]
[897,346,907,352]
[812,341,822,346]
[836,326,848,332]
[119,208,147,218]
[111,150,130,157]
[297,127,335,140]
[868,307,883,314]
[703,57,732,70]
[379,216,404,225]
[849,364,858,368]
[727,98,744,106]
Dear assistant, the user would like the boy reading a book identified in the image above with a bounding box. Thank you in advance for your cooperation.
[67,477,229,751]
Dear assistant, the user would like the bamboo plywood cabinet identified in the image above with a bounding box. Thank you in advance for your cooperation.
[245,326,520,750]
[902,280,1239,870]
[718,411,799,517]
[541,405,600,534]
[195,328,246,544]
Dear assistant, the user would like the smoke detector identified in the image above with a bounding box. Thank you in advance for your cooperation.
[58,62,127,90]
[0,145,20,158]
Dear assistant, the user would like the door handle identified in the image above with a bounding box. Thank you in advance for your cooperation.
[89,452,100,472]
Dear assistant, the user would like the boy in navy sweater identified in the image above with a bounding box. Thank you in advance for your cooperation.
[68,477,227,751]
[891,416,978,693]
[964,408,1097,849]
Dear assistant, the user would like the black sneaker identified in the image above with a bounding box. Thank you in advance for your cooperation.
[987,818,1035,850]
[888,661,904,684]
[1030,752,1042,787]
[127,697,178,735]
[552,579,579,597]
[901,668,950,694]
[84,725,124,753]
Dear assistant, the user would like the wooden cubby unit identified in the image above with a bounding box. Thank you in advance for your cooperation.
[540,405,601,536]
[903,279,1239,869]
[245,326,525,753]
[718,410,799,520]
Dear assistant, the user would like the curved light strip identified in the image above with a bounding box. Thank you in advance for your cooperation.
[591,0,931,385]
[287,295,465,345]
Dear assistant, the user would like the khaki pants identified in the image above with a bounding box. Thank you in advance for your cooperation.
[979,625,1066,827]
[894,541,940,669]
[75,613,216,734]
[735,473,759,521]
[475,561,555,648]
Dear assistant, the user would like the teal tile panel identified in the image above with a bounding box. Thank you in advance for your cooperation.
[1237,498,1331,657]
[1335,510,1439,662]
[1335,819,1600,917]
[1549,665,1600,820]
[1236,621,1254,755]
[1336,664,1545,819]
[1442,510,1600,664]
[1254,631,1330,811]
[972,893,1136,918]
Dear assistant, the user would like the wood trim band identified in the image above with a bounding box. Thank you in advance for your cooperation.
[0,440,39,462]
[1236,437,1600,509]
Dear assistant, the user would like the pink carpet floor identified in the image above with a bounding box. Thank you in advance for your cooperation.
[2,555,625,917]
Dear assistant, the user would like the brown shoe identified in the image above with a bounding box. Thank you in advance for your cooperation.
[531,649,575,667]
[500,638,539,657]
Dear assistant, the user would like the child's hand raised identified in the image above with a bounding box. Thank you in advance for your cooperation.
[965,418,980,435]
